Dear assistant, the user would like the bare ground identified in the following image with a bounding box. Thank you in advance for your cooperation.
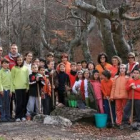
[0,121,140,140]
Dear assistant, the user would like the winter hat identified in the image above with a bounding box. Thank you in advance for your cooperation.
[77,70,83,74]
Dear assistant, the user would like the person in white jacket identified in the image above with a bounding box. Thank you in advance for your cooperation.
[72,70,83,94]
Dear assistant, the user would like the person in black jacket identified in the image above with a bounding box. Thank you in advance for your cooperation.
[26,64,45,120]
[57,63,70,107]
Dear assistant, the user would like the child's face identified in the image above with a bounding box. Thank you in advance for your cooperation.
[101,74,108,81]
[71,65,76,71]
[120,65,126,74]
[26,53,33,63]
[59,65,65,72]
[84,72,89,79]
[39,68,45,75]
[34,59,40,66]
[82,62,87,68]
[88,63,94,70]
[112,58,119,66]
[31,65,38,73]
[17,57,23,66]
[94,72,99,80]
[48,62,54,70]
[78,73,83,79]
[77,64,82,71]
[39,61,45,67]
[2,62,9,69]
[61,57,67,63]
[133,70,140,80]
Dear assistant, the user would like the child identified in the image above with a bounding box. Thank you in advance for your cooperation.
[0,59,12,122]
[72,70,83,94]
[11,55,29,122]
[26,64,45,120]
[41,66,51,115]
[80,70,90,106]
[57,63,70,106]
[123,69,140,124]
[90,70,104,113]
[81,60,87,71]
[101,70,115,126]
[68,62,77,88]
[110,64,129,128]
[76,62,82,71]
[87,62,95,79]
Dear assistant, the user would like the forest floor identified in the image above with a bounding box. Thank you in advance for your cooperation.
[0,120,140,140]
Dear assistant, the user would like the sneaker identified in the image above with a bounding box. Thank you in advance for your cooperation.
[15,118,21,122]
[26,116,31,121]
[21,117,26,122]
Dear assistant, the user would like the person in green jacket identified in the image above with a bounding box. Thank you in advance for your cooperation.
[0,59,13,122]
[11,55,29,122]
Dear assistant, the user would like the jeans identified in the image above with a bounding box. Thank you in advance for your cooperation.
[0,90,11,120]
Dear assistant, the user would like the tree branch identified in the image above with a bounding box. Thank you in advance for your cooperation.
[122,14,140,21]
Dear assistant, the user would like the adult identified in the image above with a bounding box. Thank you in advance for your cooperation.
[5,44,20,70]
[57,53,71,74]
[96,52,112,76]
[108,56,122,78]
[0,46,3,68]
[126,52,139,76]
[24,52,33,75]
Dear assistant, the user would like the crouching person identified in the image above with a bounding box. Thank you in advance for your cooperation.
[123,69,140,124]
[26,65,45,120]
[0,59,12,122]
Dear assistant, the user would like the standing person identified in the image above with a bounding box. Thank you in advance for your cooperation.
[87,62,95,79]
[90,70,104,113]
[11,55,29,122]
[68,62,77,88]
[24,52,33,75]
[46,61,58,110]
[123,69,140,124]
[41,66,52,115]
[110,64,129,129]
[108,56,122,78]
[57,53,71,74]
[101,70,115,127]
[57,63,70,107]
[126,52,139,76]
[26,65,45,120]
[80,70,90,106]
[96,52,112,76]
[0,46,3,68]
[46,52,55,68]
[4,44,20,70]
[33,58,40,67]
[5,44,20,118]
[0,59,12,122]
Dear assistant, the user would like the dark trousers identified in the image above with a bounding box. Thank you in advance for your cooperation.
[58,90,65,105]
[103,99,116,122]
[0,90,11,120]
[42,94,51,115]
[123,99,140,122]
[15,89,26,119]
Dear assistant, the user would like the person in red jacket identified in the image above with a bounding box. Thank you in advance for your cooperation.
[4,44,20,70]
[123,69,140,123]
[68,62,77,88]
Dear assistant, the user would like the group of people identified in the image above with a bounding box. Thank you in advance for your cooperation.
[0,44,140,130]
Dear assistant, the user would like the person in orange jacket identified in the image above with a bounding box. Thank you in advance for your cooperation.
[123,69,140,123]
[96,52,112,77]
[110,64,129,129]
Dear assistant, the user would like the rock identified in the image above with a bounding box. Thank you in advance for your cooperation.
[33,114,46,123]
[43,115,72,127]
[50,107,97,122]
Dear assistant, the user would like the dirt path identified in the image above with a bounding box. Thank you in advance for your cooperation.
[0,121,140,140]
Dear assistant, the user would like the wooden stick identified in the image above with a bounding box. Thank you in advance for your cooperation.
[37,83,41,114]
[51,70,55,108]
[108,98,115,127]
[130,89,134,124]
